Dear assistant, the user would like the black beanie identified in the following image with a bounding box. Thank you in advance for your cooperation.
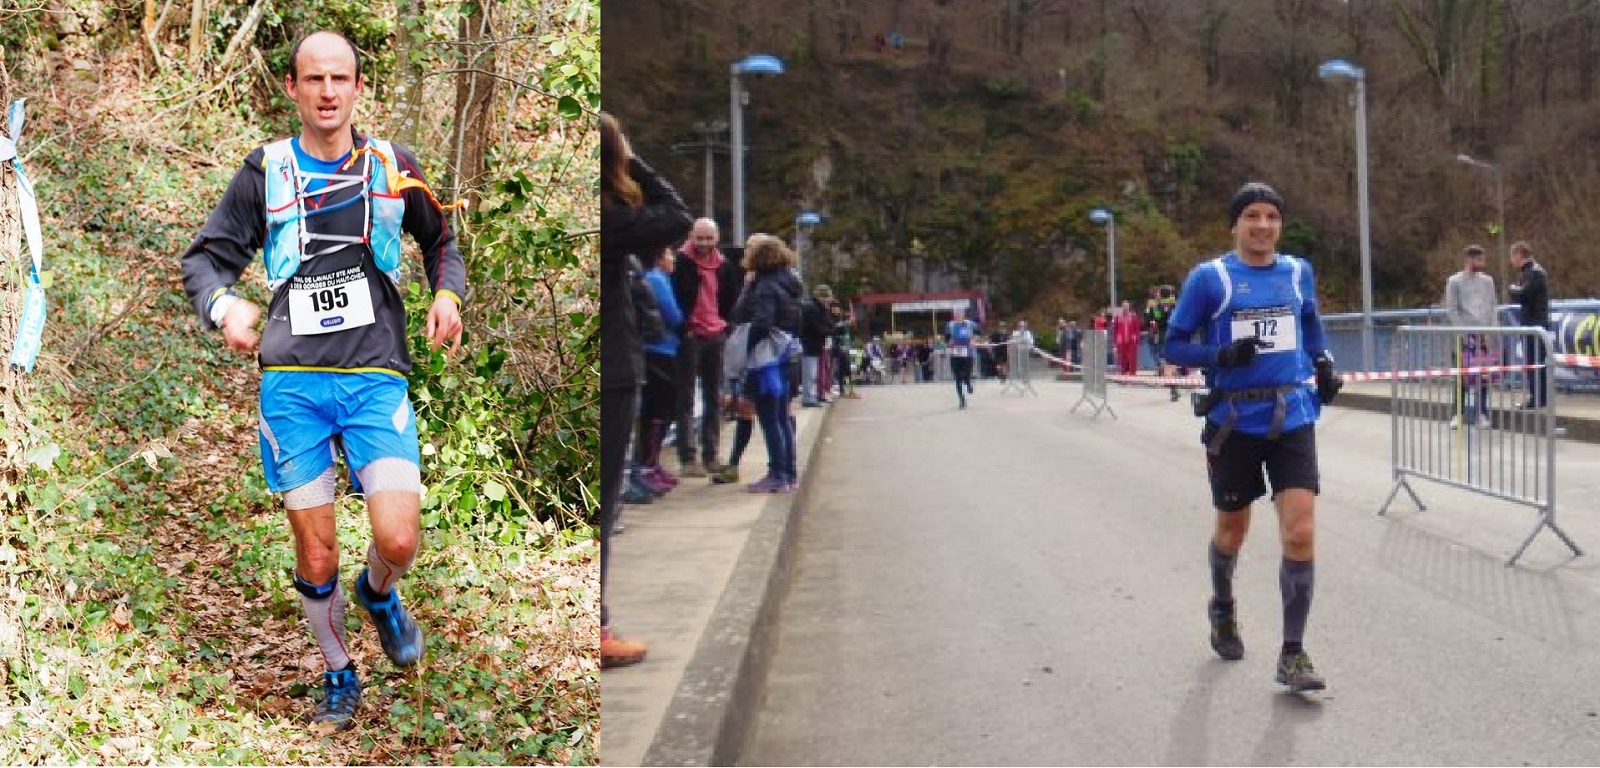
[1228,182,1285,226]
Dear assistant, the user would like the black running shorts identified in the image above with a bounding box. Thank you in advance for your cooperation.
[1200,422,1319,512]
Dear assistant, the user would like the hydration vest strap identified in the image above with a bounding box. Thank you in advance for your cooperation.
[1206,384,1302,455]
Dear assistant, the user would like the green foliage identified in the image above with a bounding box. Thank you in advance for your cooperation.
[407,163,599,531]
[255,0,396,82]
[1281,220,1320,259]
[982,77,1029,103]
[541,0,601,119]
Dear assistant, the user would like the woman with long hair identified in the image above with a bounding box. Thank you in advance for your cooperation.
[599,112,692,668]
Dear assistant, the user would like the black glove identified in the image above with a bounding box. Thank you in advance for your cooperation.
[1314,355,1343,404]
[1215,337,1265,368]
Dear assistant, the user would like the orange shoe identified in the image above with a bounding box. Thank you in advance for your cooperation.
[601,625,648,669]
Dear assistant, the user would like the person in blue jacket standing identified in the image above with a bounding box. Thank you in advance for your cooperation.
[1163,182,1343,693]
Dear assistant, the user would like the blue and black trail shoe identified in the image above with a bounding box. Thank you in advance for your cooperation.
[311,664,361,731]
[355,569,425,667]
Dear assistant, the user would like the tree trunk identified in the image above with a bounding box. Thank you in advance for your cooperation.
[452,0,498,219]
[188,0,206,71]
[391,0,428,147]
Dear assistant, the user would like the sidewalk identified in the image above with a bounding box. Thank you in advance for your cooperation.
[600,398,837,767]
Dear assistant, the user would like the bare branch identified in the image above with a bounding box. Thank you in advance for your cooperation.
[215,0,269,75]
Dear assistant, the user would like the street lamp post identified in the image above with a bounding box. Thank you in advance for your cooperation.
[795,210,822,280]
[729,54,784,244]
[1089,208,1117,311]
[1320,58,1375,373]
[1456,153,1508,304]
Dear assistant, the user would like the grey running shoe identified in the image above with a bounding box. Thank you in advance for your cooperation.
[1275,649,1326,692]
[1208,600,1244,661]
[680,460,707,478]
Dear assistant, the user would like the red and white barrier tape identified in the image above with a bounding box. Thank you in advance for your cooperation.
[1552,353,1600,368]
[1029,346,1553,387]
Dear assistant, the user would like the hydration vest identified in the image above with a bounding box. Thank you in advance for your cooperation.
[261,137,409,290]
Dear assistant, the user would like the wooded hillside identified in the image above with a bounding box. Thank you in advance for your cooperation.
[0,0,599,762]
[606,0,1600,324]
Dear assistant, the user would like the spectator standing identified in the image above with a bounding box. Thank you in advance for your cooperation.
[632,247,685,494]
[731,235,805,493]
[1442,245,1498,428]
[670,219,742,478]
[599,113,692,668]
[1508,241,1551,408]
[1112,300,1143,375]
[799,284,836,407]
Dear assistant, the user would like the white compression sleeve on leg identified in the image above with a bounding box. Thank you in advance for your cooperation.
[353,457,421,495]
[282,467,337,510]
[366,539,414,595]
[294,574,351,672]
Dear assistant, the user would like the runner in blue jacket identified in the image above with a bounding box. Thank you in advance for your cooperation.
[1163,182,1343,693]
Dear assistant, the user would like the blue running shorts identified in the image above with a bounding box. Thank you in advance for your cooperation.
[258,370,420,493]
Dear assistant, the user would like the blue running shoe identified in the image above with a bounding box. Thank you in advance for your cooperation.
[311,664,360,730]
[355,569,424,667]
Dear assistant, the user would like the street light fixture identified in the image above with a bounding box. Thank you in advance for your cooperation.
[795,210,822,279]
[1456,153,1509,304]
[1089,208,1117,311]
[1320,58,1375,373]
[729,53,784,244]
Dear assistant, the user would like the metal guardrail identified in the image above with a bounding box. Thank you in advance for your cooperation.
[1071,331,1115,419]
[1378,325,1582,565]
[999,338,1038,397]
[1323,300,1600,392]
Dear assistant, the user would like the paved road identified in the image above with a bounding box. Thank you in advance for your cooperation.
[741,381,1600,765]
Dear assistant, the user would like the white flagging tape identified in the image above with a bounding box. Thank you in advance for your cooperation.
[5,98,45,373]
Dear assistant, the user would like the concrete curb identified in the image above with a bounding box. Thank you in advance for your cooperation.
[640,403,835,766]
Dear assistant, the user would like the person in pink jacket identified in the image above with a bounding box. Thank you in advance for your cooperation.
[1112,300,1144,375]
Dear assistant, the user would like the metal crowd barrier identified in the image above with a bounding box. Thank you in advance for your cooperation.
[999,338,1039,396]
[1071,331,1115,419]
[1379,325,1582,565]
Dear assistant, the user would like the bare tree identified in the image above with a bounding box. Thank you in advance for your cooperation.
[188,0,205,70]
[452,0,498,218]
[391,0,428,147]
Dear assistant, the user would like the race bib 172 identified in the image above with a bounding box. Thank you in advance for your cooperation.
[1229,305,1298,353]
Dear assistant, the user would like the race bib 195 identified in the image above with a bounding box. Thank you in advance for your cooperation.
[1229,305,1298,353]
[288,266,376,335]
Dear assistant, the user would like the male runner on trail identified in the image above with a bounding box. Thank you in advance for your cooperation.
[1162,182,1342,693]
[180,30,466,728]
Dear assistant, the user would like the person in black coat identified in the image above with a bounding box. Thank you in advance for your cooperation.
[599,113,692,668]
[667,221,745,477]
[1509,240,1552,407]
[798,284,836,406]
[730,235,805,492]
